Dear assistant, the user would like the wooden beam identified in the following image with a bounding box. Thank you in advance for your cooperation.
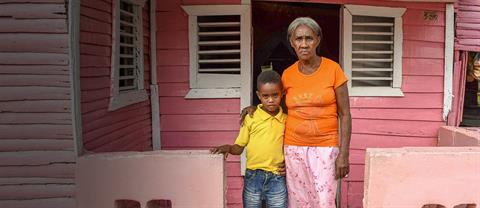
[0,198,75,208]
[0,151,75,166]
[443,3,454,120]
[0,184,74,200]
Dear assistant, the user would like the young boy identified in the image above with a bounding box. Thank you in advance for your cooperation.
[211,70,287,208]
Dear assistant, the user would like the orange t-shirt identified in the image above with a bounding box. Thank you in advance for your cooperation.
[282,57,348,147]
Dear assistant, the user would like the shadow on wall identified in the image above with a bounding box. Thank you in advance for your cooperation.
[115,199,172,208]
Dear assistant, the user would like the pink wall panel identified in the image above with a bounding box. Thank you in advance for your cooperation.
[156,49,189,66]
[157,30,188,49]
[351,108,443,122]
[404,40,444,59]
[403,58,444,76]
[157,66,189,82]
[160,98,239,114]
[455,0,480,51]
[353,119,444,138]
[155,1,243,206]
[350,134,437,149]
[181,0,241,5]
[350,93,443,109]
[340,4,442,206]
[79,0,152,152]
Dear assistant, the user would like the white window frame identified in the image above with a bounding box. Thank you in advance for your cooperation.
[343,5,406,97]
[109,0,148,111]
[182,5,252,99]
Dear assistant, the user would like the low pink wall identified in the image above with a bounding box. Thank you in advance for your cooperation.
[76,150,225,208]
[438,126,480,146]
[363,147,480,207]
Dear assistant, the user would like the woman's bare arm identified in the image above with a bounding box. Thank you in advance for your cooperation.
[334,83,352,179]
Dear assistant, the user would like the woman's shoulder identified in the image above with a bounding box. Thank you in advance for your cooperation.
[321,57,341,68]
[283,61,299,75]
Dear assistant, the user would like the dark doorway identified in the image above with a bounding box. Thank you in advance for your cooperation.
[461,52,480,126]
[252,1,341,105]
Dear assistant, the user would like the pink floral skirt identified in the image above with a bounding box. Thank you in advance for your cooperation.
[284,145,339,208]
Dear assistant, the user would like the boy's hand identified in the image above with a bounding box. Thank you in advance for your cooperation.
[277,163,286,176]
[210,145,231,159]
[240,106,256,125]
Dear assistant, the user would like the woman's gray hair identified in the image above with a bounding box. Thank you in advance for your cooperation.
[287,17,323,42]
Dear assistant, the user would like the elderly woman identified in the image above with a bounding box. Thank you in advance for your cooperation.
[244,17,351,207]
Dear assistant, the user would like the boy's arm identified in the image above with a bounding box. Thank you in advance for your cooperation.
[228,144,244,155]
[210,144,244,158]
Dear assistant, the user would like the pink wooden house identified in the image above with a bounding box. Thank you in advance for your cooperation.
[2,0,480,207]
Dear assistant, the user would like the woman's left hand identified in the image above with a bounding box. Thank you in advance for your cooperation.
[335,153,350,180]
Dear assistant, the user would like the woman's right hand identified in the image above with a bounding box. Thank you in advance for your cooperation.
[240,105,256,125]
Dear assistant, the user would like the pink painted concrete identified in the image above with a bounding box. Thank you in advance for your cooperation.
[438,126,480,146]
[76,150,225,208]
[364,147,480,208]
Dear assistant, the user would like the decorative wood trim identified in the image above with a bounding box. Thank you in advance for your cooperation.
[185,88,240,99]
[240,4,252,110]
[182,5,247,15]
[443,3,454,121]
[342,6,353,89]
[345,5,406,17]
[68,0,83,156]
[350,87,404,97]
[240,4,251,176]
[109,90,148,111]
[150,0,161,150]
[393,16,403,88]
[187,14,198,89]
[125,0,147,7]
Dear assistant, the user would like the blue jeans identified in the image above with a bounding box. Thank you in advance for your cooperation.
[243,169,288,208]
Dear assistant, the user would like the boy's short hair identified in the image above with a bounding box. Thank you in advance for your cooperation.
[257,70,282,90]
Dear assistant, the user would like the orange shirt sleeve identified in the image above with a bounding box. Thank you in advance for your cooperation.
[333,64,348,89]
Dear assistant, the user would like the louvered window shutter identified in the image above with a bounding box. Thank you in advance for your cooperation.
[119,0,140,92]
[343,5,405,97]
[197,15,241,75]
[351,15,394,87]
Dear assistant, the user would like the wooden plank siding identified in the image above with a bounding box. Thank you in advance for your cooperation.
[0,1,75,207]
[157,0,244,207]
[156,1,447,208]
[79,0,153,152]
[455,0,480,52]
[345,3,446,207]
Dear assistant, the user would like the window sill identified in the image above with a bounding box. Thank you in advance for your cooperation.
[349,87,404,97]
[185,88,240,99]
[109,90,148,111]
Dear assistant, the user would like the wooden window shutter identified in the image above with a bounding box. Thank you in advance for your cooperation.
[351,15,395,87]
[118,0,140,92]
[196,15,241,75]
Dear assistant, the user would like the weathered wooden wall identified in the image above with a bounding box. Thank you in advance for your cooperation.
[455,0,480,52]
[80,0,153,152]
[0,0,75,207]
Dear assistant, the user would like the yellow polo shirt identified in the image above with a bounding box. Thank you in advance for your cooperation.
[235,105,287,174]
